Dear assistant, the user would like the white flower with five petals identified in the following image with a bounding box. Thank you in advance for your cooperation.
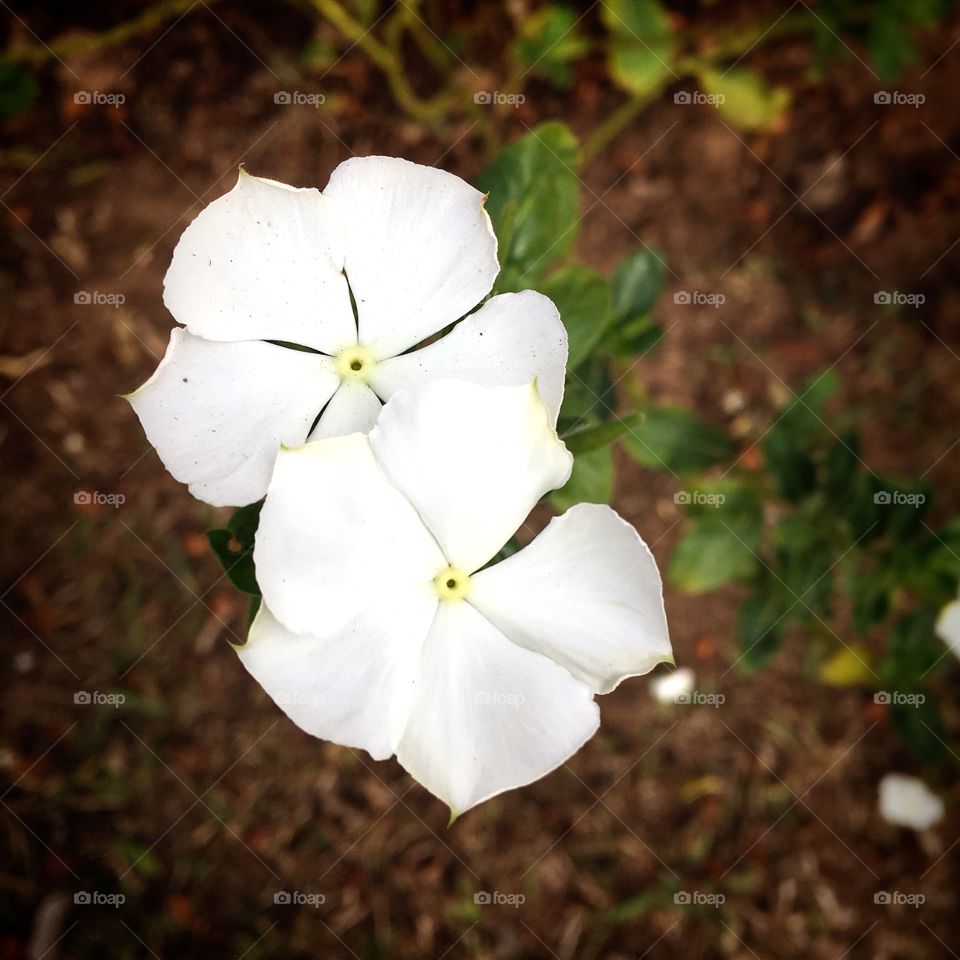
[236,379,673,817]
[127,158,567,506]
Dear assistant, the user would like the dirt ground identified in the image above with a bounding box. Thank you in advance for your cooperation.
[2,3,959,958]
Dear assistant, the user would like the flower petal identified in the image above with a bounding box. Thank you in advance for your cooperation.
[369,380,572,572]
[935,598,960,659]
[308,380,383,441]
[236,591,437,761]
[369,291,568,424]
[163,171,356,354]
[396,600,599,817]
[127,329,338,507]
[323,156,498,358]
[254,434,446,637]
[470,503,672,694]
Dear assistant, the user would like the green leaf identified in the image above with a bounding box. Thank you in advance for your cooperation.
[207,500,264,595]
[762,429,817,502]
[891,696,945,765]
[737,578,789,671]
[881,608,942,685]
[772,516,833,619]
[669,480,763,593]
[563,412,646,456]
[511,6,591,88]
[874,478,931,541]
[604,315,664,359]
[622,405,731,474]
[602,0,675,97]
[698,67,791,130]
[869,9,918,81]
[773,369,840,451]
[541,265,614,369]
[851,569,890,635]
[0,62,38,121]
[611,248,667,321]
[558,355,614,430]
[607,42,675,97]
[843,472,886,543]
[823,431,861,502]
[670,524,758,594]
[551,446,614,511]
[605,249,667,357]
[475,122,581,287]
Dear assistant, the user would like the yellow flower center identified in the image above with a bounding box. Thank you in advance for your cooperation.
[434,565,471,602]
[335,345,375,381]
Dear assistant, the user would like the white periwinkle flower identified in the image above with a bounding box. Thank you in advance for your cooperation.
[935,597,960,660]
[235,379,673,817]
[127,159,567,506]
[649,666,695,704]
[878,773,944,831]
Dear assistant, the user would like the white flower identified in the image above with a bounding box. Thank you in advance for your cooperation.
[235,379,673,817]
[935,598,960,660]
[127,160,568,506]
[878,773,944,830]
[649,666,695,704]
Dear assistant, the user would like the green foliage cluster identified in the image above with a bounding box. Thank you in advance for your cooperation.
[670,370,958,763]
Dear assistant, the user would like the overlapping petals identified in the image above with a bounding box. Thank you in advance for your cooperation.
[237,380,672,816]
[129,159,568,508]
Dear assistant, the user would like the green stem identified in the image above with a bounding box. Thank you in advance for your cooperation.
[5,0,209,66]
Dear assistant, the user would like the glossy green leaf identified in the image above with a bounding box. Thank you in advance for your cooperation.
[541,265,614,369]
[670,523,759,594]
[207,500,264,595]
[737,578,790,672]
[475,122,581,287]
[669,480,763,593]
[602,0,675,97]
[622,404,731,474]
[558,355,615,430]
[563,412,646,456]
[511,6,591,88]
[763,429,817,502]
[551,446,615,511]
[612,248,667,321]
[881,607,942,684]
[891,695,945,764]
